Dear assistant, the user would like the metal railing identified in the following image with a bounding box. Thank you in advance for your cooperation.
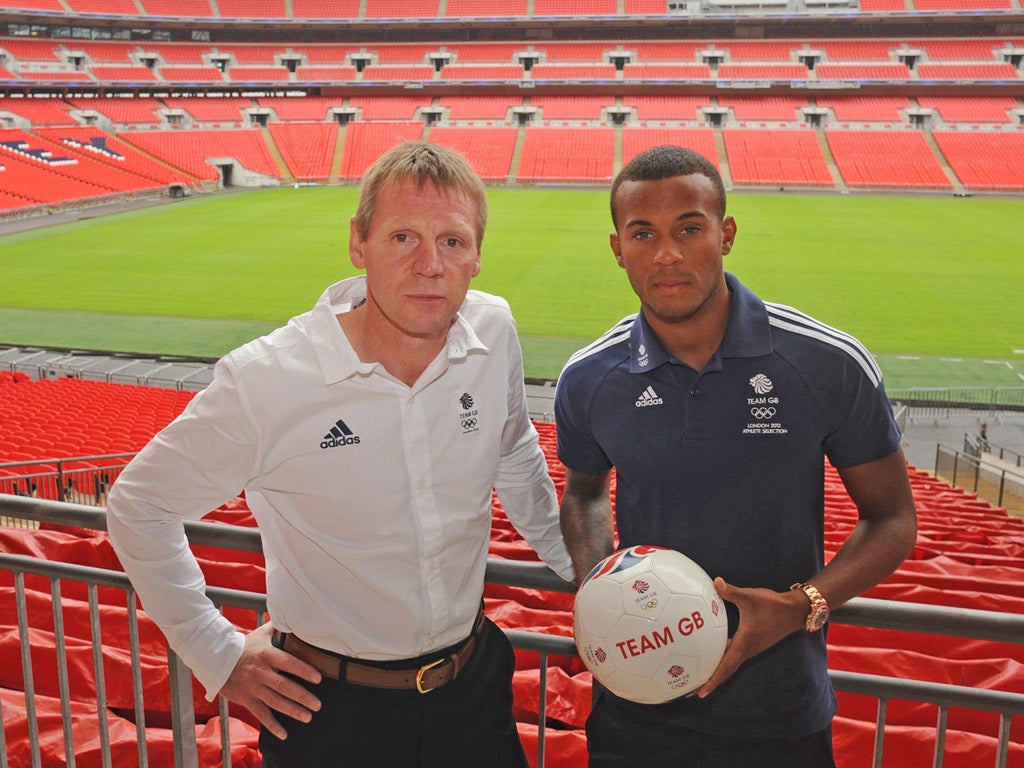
[0,454,133,508]
[1,494,1023,768]
[890,387,1024,418]
[935,443,1024,516]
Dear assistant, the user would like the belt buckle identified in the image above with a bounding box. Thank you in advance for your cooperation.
[415,657,445,694]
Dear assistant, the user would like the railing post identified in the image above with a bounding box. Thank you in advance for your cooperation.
[167,649,200,768]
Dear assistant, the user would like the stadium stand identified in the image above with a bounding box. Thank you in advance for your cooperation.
[360,64,435,82]
[527,94,612,121]
[0,371,1022,767]
[157,66,226,82]
[0,97,76,126]
[815,63,914,80]
[815,96,913,122]
[719,95,811,121]
[721,40,804,61]
[257,95,345,121]
[446,42,524,63]
[363,0,440,17]
[17,70,93,82]
[0,127,168,196]
[932,131,1024,191]
[723,128,834,187]
[533,0,619,14]
[68,42,141,64]
[291,44,352,63]
[34,125,188,185]
[622,94,712,121]
[621,63,714,80]
[89,66,159,83]
[137,0,215,16]
[267,122,337,181]
[440,64,525,82]
[530,63,618,81]
[291,0,361,17]
[717,63,809,80]
[825,130,953,189]
[535,42,618,61]
[66,95,165,125]
[909,38,1007,60]
[916,95,1019,123]
[215,0,288,18]
[622,126,719,168]
[160,96,252,123]
[811,39,902,60]
[3,1,1024,763]
[337,121,425,179]
[0,0,65,9]
[346,95,431,120]
[517,126,615,182]
[66,0,140,14]
[141,43,211,65]
[295,65,358,81]
[437,95,521,120]
[115,129,280,182]
[916,62,1020,80]
[428,126,518,181]
[0,20,1021,207]
[226,66,291,82]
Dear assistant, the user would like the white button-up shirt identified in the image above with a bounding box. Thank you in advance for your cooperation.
[106,277,573,698]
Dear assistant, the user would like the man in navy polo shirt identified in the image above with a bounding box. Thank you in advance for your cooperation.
[555,145,917,767]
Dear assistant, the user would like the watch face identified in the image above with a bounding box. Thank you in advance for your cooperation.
[810,607,829,630]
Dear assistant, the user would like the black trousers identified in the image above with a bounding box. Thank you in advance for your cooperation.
[259,618,528,768]
[587,686,837,768]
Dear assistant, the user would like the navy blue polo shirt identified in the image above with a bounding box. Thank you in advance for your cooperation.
[555,272,900,737]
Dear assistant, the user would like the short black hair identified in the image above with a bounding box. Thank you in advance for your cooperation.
[610,145,727,228]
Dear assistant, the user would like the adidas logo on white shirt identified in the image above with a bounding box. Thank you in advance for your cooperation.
[635,386,664,408]
[320,419,361,449]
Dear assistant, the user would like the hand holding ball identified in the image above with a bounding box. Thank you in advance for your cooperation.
[573,545,729,704]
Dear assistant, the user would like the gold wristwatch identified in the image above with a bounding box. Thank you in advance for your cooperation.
[790,582,830,632]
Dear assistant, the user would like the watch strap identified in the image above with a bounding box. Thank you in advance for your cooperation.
[790,581,829,632]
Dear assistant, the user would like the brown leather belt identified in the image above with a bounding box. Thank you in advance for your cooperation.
[274,611,485,694]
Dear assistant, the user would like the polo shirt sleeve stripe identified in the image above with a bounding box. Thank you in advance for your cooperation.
[766,303,883,388]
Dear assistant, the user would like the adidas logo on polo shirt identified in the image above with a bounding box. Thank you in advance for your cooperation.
[320,419,361,449]
[635,386,664,407]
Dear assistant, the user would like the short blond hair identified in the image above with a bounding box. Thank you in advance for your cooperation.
[353,141,488,244]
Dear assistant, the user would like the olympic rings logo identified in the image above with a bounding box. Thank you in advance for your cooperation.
[639,599,658,612]
[462,418,477,429]
[750,407,776,420]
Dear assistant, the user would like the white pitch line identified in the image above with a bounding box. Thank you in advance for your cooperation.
[939,357,963,363]
[983,360,1014,369]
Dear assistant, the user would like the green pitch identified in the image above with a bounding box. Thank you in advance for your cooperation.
[1,186,1022,388]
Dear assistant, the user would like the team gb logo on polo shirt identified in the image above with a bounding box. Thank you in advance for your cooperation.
[749,373,773,395]
[459,393,479,435]
[743,374,789,436]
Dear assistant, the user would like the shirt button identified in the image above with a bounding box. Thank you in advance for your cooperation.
[417,477,427,489]
[690,389,700,397]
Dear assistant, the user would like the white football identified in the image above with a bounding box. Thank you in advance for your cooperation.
[573,545,729,705]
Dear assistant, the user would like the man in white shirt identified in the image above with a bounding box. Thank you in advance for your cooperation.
[106,141,574,767]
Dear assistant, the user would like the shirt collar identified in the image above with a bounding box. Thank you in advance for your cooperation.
[311,276,487,385]
[628,272,772,373]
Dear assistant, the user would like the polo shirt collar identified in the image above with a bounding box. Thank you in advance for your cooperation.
[628,272,772,374]
[720,272,773,360]
[312,276,487,385]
